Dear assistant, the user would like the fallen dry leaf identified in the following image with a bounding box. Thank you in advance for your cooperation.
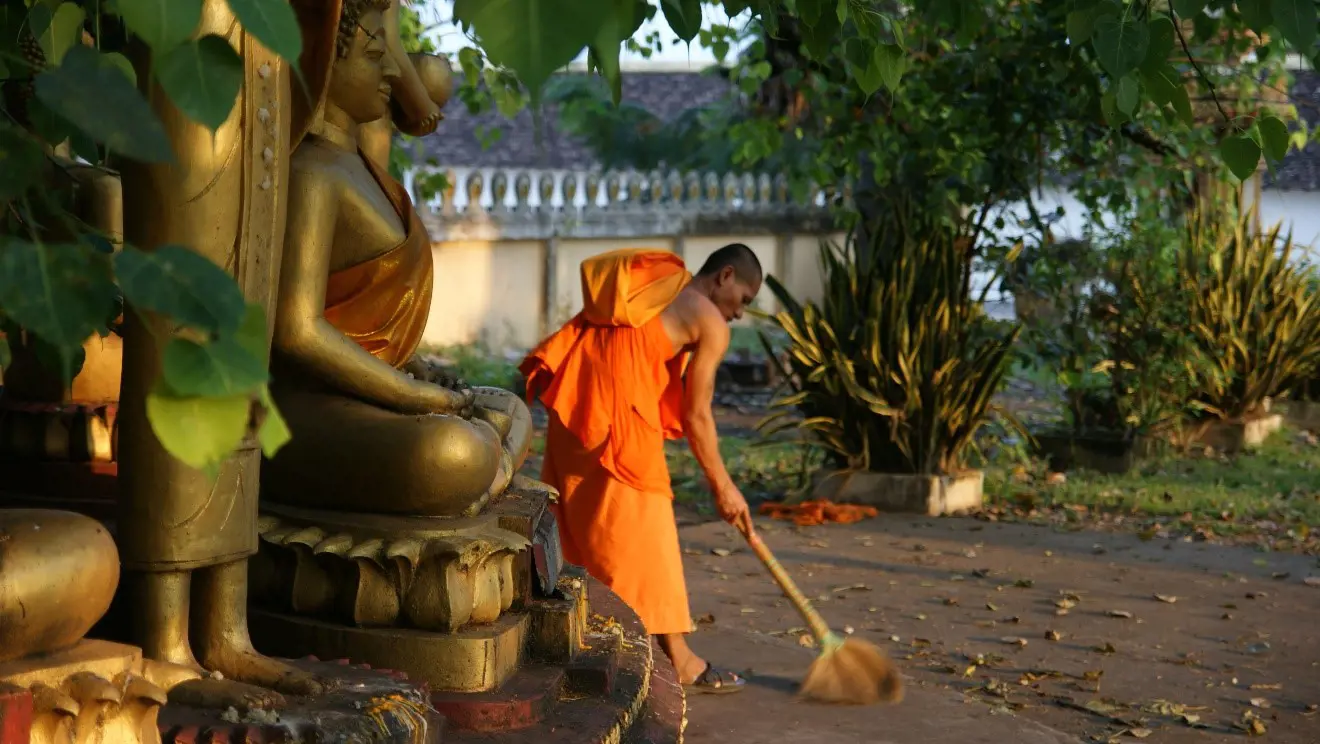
[1045,629,1062,641]
[1126,728,1153,739]
[1095,642,1118,654]
[831,583,869,593]
[986,602,999,611]
[1304,576,1320,588]
[1001,637,1028,647]
[1056,598,1078,610]
[943,597,959,606]
[1108,610,1135,619]
[1014,578,1035,588]
[1153,594,1178,604]
[695,613,716,625]
[711,548,732,557]
[1249,697,1272,708]
[740,607,758,614]
[1250,683,1283,691]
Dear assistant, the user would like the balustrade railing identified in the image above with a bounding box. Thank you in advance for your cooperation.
[410,166,846,219]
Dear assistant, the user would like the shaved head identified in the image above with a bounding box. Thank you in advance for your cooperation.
[696,243,762,285]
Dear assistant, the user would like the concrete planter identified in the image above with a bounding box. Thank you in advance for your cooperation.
[1283,400,1320,432]
[1191,414,1284,452]
[1033,432,1157,475]
[810,469,984,516]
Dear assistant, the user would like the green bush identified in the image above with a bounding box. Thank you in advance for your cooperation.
[758,204,1019,475]
[1180,209,1320,421]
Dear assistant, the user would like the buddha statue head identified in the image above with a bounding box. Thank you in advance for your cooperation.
[291,0,401,143]
[326,0,399,127]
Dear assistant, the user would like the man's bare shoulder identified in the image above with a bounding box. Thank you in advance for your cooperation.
[661,288,725,349]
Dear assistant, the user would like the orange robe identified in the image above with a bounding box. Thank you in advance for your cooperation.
[322,149,434,366]
[521,250,694,635]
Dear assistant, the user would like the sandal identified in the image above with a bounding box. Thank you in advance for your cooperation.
[682,663,746,695]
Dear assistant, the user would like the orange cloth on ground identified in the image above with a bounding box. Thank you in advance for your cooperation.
[521,249,694,635]
[323,150,434,369]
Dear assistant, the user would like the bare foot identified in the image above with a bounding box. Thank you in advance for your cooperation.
[203,645,325,697]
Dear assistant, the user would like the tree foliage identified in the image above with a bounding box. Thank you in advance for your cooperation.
[4,0,1320,476]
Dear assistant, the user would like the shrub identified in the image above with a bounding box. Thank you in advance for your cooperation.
[1180,209,1320,421]
[758,204,1019,475]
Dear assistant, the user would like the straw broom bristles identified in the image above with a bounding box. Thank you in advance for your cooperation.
[800,632,904,705]
[743,530,904,706]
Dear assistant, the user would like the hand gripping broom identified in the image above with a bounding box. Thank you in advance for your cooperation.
[742,529,904,705]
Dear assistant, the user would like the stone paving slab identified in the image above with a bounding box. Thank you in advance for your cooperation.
[685,627,1079,744]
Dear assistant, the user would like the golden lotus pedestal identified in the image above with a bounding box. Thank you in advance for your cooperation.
[0,402,685,744]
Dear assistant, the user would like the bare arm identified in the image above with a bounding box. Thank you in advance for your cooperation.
[272,161,465,415]
[682,304,753,534]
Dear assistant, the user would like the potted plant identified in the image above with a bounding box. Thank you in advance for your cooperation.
[757,200,1019,516]
[1178,208,1320,451]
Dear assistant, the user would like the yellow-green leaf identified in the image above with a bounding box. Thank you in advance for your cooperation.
[145,391,250,474]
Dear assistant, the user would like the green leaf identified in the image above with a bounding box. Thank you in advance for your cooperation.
[0,123,48,202]
[1238,0,1273,29]
[226,0,302,62]
[0,240,118,383]
[661,0,702,42]
[1141,64,1193,123]
[161,336,267,397]
[799,5,841,58]
[34,45,174,163]
[1066,0,1120,44]
[102,51,138,86]
[154,35,243,131]
[145,391,250,474]
[1258,115,1290,161]
[1172,0,1208,17]
[117,0,202,51]
[113,245,246,336]
[875,44,906,92]
[256,385,290,458]
[37,2,85,66]
[1100,87,1127,128]
[0,336,9,372]
[847,39,882,95]
[234,302,272,367]
[1092,16,1150,77]
[590,0,649,103]
[1142,15,1176,73]
[1220,134,1263,180]
[1115,75,1140,114]
[1271,0,1318,53]
[455,0,598,96]
[25,96,73,147]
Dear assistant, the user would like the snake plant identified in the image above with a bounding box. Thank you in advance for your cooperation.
[1180,207,1320,421]
[757,203,1019,475]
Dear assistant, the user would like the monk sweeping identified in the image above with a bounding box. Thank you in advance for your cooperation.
[521,244,763,695]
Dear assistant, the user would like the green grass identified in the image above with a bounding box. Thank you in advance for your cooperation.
[420,343,519,390]
[985,429,1320,546]
[665,434,821,512]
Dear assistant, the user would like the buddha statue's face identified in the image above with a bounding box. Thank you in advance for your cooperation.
[328,7,400,125]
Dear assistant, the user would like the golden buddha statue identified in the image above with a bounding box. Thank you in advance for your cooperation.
[262,0,531,518]
[113,0,322,696]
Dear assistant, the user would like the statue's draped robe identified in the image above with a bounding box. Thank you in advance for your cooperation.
[323,150,433,366]
[521,250,694,635]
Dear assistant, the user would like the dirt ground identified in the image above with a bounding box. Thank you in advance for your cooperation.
[677,513,1320,743]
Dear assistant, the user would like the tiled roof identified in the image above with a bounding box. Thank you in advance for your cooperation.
[418,69,1320,192]
[1264,69,1320,192]
[417,70,735,170]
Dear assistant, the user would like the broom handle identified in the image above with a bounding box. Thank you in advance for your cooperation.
[743,530,834,644]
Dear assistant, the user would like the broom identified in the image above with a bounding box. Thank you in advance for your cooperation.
[741,528,904,705]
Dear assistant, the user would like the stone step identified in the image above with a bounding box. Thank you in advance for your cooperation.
[623,645,685,744]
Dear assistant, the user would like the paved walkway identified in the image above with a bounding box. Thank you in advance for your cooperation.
[685,626,1077,744]
[677,514,1320,743]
